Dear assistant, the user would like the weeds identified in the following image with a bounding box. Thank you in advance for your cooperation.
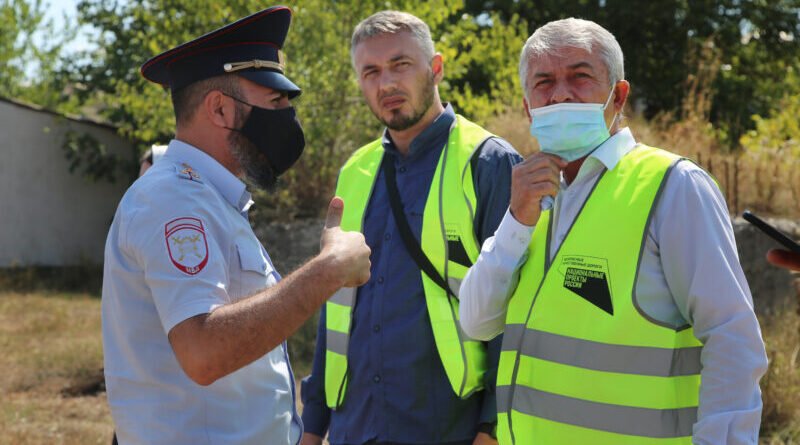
[486,108,800,219]
[759,298,800,444]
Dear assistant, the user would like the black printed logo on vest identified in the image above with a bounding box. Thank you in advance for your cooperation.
[446,225,472,267]
[559,256,614,315]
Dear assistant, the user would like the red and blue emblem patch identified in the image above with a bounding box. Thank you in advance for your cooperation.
[165,217,209,275]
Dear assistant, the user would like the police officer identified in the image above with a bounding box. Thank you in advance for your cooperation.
[459,18,767,445]
[101,6,370,444]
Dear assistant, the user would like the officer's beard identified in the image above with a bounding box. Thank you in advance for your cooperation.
[229,103,278,191]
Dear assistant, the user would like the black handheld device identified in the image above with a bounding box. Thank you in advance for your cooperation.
[742,210,800,254]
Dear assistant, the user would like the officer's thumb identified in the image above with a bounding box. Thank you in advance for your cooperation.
[324,196,344,230]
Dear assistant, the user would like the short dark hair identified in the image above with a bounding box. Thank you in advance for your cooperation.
[170,74,243,126]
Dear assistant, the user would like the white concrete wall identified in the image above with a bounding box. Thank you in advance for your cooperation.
[0,99,133,266]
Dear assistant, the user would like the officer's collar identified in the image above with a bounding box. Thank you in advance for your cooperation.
[381,103,455,160]
[163,139,252,213]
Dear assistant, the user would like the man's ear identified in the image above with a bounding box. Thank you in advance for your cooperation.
[431,53,444,84]
[204,90,236,129]
[612,80,630,113]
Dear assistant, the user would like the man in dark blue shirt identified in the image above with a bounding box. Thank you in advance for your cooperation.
[301,11,521,445]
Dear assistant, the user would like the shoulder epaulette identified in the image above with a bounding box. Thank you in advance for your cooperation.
[175,162,204,183]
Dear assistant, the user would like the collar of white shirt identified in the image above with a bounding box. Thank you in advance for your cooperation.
[163,139,254,214]
[572,127,638,184]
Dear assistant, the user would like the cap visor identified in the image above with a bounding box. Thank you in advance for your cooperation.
[238,71,302,98]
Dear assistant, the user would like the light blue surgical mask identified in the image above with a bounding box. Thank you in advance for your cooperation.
[529,87,618,162]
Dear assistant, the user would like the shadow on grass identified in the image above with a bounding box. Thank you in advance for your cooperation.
[0,266,103,297]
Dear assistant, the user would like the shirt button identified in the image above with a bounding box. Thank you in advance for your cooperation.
[399,166,407,173]
[377,276,384,284]
[384,233,391,240]
[373,324,381,333]
[373,374,381,383]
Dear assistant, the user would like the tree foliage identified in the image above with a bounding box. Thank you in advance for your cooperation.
[465,0,800,144]
[740,69,800,156]
[0,0,76,108]
[7,0,799,220]
[64,0,526,219]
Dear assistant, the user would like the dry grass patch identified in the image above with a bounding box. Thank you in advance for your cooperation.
[760,304,800,444]
[2,289,799,444]
[0,292,112,444]
[1,393,111,445]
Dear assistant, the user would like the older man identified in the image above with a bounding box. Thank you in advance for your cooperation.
[459,18,768,445]
[301,10,521,445]
[102,7,370,444]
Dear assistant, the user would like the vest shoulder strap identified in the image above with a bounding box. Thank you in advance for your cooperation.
[340,138,383,173]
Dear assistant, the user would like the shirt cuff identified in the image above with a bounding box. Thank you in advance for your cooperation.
[492,207,535,261]
[478,390,498,426]
[300,376,331,436]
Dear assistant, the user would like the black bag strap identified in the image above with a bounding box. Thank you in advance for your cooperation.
[382,154,457,299]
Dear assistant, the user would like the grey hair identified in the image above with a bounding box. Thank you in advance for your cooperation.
[519,18,624,95]
[350,10,435,67]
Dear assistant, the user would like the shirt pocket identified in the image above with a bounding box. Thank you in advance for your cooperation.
[406,197,427,240]
[233,241,277,300]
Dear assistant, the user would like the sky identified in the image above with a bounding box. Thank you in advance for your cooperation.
[42,0,97,54]
[21,0,99,78]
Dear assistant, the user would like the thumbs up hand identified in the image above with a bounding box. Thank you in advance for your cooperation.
[323,196,345,230]
[320,197,371,288]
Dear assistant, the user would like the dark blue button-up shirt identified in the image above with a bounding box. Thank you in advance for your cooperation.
[301,105,521,445]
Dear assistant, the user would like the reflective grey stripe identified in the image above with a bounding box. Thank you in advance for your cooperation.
[501,324,526,350]
[448,277,462,298]
[502,324,701,377]
[499,384,696,438]
[326,288,355,355]
[497,384,512,413]
[329,287,356,307]
[326,329,349,356]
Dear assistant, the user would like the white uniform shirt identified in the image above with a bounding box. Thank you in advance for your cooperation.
[102,139,302,445]
[459,128,768,445]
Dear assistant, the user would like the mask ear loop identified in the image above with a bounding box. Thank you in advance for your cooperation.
[603,83,619,130]
[602,84,616,109]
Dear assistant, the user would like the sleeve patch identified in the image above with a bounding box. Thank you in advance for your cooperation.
[165,217,209,275]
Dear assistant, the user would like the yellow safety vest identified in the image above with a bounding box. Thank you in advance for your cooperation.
[497,145,704,444]
[324,114,492,409]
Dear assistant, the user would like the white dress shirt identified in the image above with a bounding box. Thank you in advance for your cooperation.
[459,127,768,444]
[102,139,302,445]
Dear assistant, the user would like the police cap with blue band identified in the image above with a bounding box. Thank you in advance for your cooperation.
[140,5,301,98]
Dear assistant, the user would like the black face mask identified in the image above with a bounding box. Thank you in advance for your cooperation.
[225,95,305,177]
